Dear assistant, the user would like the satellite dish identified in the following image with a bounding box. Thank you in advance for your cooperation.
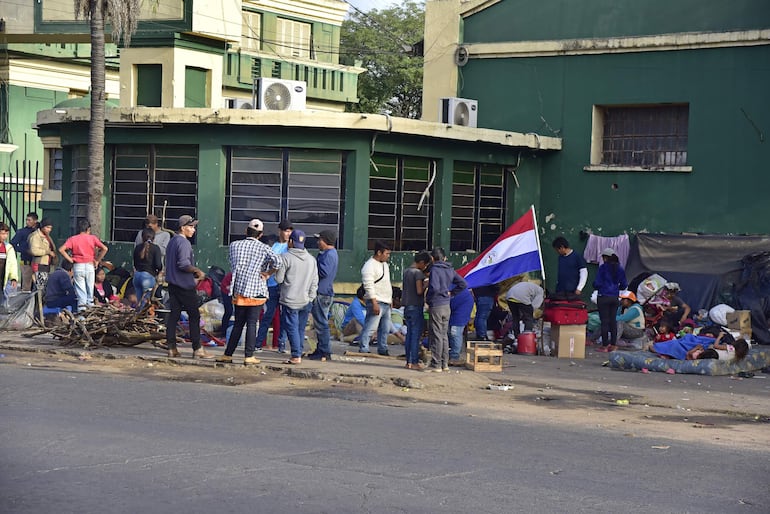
[454,46,469,66]
[263,82,292,110]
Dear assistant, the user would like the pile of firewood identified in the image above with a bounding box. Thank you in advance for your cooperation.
[45,304,166,348]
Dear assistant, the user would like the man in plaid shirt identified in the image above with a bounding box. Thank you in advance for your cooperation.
[216,219,281,365]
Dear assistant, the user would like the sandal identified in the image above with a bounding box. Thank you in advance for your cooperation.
[284,358,302,365]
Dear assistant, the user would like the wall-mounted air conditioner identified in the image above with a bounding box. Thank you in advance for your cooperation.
[439,97,478,127]
[255,78,307,111]
[224,98,255,109]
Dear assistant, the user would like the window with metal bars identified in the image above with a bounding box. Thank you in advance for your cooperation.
[111,145,198,242]
[225,147,345,247]
[69,146,89,235]
[450,163,507,252]
[368,155,433,252]
[599,104,689,167]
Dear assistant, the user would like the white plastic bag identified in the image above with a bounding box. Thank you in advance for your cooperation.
[708,304,735,326]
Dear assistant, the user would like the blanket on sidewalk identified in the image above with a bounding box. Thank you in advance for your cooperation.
[609,347,770,375]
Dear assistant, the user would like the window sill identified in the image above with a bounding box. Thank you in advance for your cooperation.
[583,165,692,173]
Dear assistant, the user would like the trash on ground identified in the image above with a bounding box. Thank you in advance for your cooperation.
[487,383,514,391]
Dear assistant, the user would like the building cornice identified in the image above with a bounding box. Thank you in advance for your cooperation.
[245,0,348,25]
[36,108,561,151]
[464,29,770,59]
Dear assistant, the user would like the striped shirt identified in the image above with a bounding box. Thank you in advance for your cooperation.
[229,237,282,299]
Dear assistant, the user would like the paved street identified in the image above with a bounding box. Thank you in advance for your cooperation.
[1,361,768,514]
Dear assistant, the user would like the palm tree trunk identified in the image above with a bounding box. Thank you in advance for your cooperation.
[87,0,106,238]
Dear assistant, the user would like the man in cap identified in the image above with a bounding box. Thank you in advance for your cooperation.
[255,219,292,352]
[216,219,281,365]
[308,230,339,361]
[164,215,209,359]
[275,229,318,364]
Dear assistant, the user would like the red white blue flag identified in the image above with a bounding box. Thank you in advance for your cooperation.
[457,206,545,288]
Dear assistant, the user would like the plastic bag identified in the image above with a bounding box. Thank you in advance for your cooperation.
[0,291,37,330]
[708,304,735,327]
[636,273,667,305]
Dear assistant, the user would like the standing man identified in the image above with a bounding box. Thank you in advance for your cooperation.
[471,284,498,340]
[423,247,467,372]
[28,218,56,292]
[164,215,210,359]
[505,280,544,338]
[10,212,38,292]
[309,230,338,361]
[359,240,393,356]
[448,288,474,366]
[402,251,430,369]
[58,219,108,311]
[0,222,20,301]
[255,219,292,352]
[216,219,281,365]
[551,236,587,296]
[275,229,317,364]
[134,214,171,259]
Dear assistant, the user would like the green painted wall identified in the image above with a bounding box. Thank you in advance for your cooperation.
[456,1,770,287]
[464,0,770,42]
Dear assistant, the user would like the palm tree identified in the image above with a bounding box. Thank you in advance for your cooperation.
[75,0,140,238]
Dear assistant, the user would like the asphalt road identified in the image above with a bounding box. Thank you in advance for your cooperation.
[1,365,767,514]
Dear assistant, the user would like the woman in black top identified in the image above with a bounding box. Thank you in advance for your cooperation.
[133,228,163,309]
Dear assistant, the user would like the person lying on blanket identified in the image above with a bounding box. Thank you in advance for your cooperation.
[650,330,749,362]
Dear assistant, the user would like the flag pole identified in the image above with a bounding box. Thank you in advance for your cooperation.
[530,204,546,280]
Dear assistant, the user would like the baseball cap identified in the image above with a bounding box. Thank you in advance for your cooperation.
[178,215,198,228]
[618,290,637,302]
[289,229,306,249]
[278,219,293,230]
[600,248,616,257]
[248,219,263,232]
[314,229,337,245]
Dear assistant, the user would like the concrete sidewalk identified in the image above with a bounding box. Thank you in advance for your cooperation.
[1,330,769,419]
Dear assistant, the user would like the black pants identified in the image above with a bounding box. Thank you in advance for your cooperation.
[507,300,534,337]
[597,295,620,346]
[166,284,201,351]
[224,304,263,358]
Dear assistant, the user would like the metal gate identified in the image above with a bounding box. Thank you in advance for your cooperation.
[0,159,42,232]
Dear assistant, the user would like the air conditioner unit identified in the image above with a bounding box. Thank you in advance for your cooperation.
[256,78,307,111]
[439,97,478,127]
[224,98,255,109]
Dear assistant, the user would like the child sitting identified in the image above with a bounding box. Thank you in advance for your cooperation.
[654,320,676,343]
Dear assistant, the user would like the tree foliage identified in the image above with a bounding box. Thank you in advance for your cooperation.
[340,1,425,119]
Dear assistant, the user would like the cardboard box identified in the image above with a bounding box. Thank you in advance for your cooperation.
[552,324,586,359]
[726,310,751,333]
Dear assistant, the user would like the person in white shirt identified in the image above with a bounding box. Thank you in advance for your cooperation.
[358,240,393,355]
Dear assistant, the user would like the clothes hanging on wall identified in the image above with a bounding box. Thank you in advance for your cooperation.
[583,233,630,267]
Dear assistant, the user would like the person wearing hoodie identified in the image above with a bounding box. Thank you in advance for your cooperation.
[275,229,318,364]
[422,247,467,372]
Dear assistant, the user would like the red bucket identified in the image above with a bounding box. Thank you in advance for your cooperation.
[517,332,537,355]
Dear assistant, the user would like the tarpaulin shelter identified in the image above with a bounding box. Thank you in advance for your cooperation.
[625,233,770,344]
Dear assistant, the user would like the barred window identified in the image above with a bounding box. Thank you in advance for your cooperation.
[111,145,198,242]
[368,155,433,252]
[594,104,689,168]
[451,163,506,252]
[69,145,89,235]
[225,147,345,247]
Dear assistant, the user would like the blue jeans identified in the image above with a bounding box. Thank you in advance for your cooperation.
[72,262,95,311]
[133,271,156,310]
[256,285,285,349]
[474,296,495,339]
[282,302,312,358]
[359,300,391,354]
[404,304,424,364]
[449,324,465,361]
[224,304,263,358]
[312,294,334,356]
